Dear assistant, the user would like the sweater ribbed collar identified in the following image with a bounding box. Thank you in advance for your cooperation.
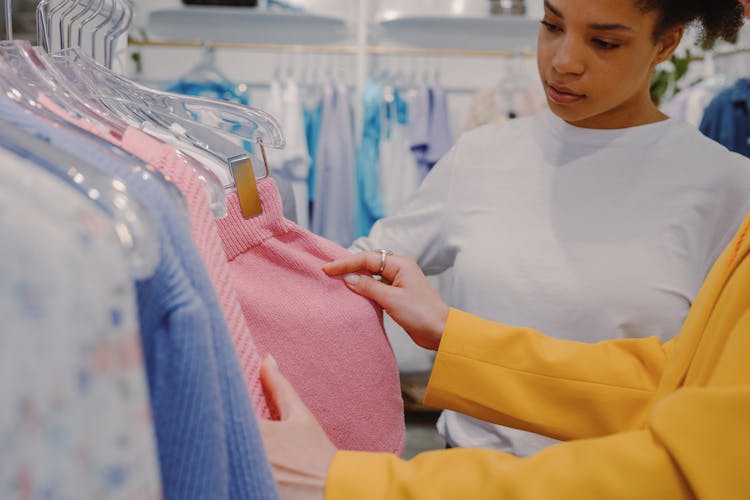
[216,178,293,261]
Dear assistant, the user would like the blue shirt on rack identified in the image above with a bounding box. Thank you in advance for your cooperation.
[699,78,750,159]
[354,79,385,239]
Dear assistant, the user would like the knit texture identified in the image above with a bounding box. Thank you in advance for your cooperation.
[217,179,405,454]
[122,128,269,418]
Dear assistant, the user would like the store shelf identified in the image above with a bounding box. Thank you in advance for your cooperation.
[371,14,539,51]
[148,7,350,45]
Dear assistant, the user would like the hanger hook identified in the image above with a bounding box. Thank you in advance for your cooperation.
[3,0,13,41]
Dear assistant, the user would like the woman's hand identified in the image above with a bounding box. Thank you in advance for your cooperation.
[259,355,337,500]
[323,251,449,351]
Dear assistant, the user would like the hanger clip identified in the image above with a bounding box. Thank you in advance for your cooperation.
[229,154,263,219]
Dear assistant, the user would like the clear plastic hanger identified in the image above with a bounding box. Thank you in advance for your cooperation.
[27,0,227,217]
[52,51,266,168]
[66,0,94,49]
[176,42,236,88]
[0,107,160,280]
[104,0,131,70]
[12,41,228,218]
[36,0,52,49]
[0,40,129,140]
[75,0,105,52]
[3,0,12,40]
[42,0,70,51]
[53,48,285,148]
[51,48,284,217]
[58,0,82,51]
[90,0,118,64]
[0,42,190,221]
[35,0,283,218]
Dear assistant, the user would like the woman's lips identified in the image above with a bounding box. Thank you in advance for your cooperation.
[547,83,586,104]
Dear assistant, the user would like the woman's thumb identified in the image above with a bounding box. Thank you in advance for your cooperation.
[260,355,303,420]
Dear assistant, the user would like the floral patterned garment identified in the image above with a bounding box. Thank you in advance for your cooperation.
[0,148,162,500]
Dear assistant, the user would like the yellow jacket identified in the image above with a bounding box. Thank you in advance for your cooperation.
[326,213,750,499]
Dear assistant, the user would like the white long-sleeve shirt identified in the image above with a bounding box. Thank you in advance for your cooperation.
[350,108,750,456]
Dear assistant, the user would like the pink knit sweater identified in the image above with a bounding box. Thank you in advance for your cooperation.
[38,92,270,417]
[217,179,405,454]
[121,129,270,418]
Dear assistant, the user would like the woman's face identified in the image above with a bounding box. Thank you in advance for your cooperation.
[536,0,679,129]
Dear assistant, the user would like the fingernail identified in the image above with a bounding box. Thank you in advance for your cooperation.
[265,354,278,368]
[344,273,361,285]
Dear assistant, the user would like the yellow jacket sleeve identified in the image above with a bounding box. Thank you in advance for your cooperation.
[325,215,750,498]
[426,309,675,440]
[325,309,750,500]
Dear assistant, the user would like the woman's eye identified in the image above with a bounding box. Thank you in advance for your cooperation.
[540,20,562,33]
[593,39,620,50]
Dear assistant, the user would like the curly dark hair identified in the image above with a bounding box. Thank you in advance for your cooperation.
[635,0,744,46]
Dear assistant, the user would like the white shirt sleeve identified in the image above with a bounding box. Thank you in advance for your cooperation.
[349,144,459,275]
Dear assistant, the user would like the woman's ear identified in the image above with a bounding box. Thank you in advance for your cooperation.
[654,25,684,65]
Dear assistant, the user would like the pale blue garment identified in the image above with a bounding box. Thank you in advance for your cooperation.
[0,96,278,500]
[312,81,357,246]
[699,78,750,159]
[167,80,251,106]
[408,85,431,176]
[0,149,162,500]
[304,101,323,205]
[166,80,254,152]
[409,85,454,177]
[425,85,454,170]
[354,78,385,238]
[379,88,421,217]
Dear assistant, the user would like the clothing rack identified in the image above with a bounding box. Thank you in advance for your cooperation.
[129,39,536,59]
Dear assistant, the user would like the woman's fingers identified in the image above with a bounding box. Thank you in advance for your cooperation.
[323,250,400,282]
[326,251,447,351]
[342,272,398,307]
[260,355,304,421]
[258,355,336,499]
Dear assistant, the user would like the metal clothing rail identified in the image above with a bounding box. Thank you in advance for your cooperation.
[128,39,536,58]
[710,44,750,58]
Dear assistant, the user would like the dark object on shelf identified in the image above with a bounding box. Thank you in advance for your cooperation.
[182,0,259,6]
[489,0,526,16]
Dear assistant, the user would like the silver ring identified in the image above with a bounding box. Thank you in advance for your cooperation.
[375,249,393,275]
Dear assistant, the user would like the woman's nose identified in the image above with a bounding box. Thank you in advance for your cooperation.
[552,36,585,75]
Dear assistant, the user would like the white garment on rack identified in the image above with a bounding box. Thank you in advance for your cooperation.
[0,150,161,499]
[312,80,357,246]
[462,85,547,133]
[264,78,311,228]
[379,96,421,216]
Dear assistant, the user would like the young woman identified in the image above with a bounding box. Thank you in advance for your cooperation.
[348,0,750,456]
